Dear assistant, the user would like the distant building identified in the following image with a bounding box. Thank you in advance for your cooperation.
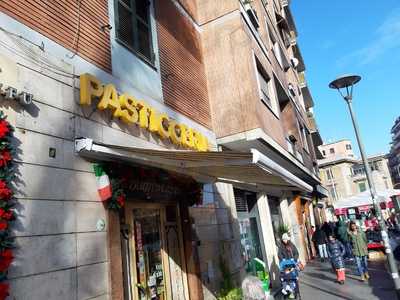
[388,117,400,187]
[318,140,393,209]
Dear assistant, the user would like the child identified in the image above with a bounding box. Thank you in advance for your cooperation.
[279,258,299,299]
[327,234,346,284]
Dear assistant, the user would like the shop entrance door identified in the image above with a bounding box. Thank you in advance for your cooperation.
[126,203,189,300]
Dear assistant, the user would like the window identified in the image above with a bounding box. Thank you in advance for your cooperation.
[326,169,334,180]
[358,182,367,192]
[322,150,326,156]
[328,185,338,201]
[234,189,265,274]
[352,166,365,176]
[370,161,381,171]
[258,69,272,108]
[346,144,352,150]
[300,125,310,153]
[330,148,335,154]
[115,0,154,63]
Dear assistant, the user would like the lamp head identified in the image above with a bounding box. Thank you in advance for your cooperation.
[329,74,361,101]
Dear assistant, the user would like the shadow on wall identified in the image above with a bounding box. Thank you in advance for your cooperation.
[2,74,109,299]
[190,185,285,300]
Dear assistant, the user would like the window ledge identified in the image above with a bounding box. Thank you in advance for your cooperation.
[260,98,280,120]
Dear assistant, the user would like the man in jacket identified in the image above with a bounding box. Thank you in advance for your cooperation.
[337,220,352,259]
[348,221,369,281]
[312,226,328,262]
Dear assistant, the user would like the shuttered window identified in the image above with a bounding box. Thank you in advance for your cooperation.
[115,0,154,63]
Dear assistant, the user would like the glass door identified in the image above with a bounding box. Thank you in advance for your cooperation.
[130,207,166,300]
[126,203,188,300]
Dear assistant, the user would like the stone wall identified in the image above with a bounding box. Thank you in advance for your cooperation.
[190,183,243,300]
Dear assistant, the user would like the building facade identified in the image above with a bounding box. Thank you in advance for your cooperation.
[319,140,393,213]
[0,0,325,299]
[198,0,326,281]
[389,117,400,188]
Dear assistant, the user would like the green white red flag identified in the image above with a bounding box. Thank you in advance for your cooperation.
[93,164,112,201]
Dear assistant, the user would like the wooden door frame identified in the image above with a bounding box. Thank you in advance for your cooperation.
[125,201,189,300]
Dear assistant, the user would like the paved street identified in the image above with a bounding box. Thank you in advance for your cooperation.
[299,258,397,300]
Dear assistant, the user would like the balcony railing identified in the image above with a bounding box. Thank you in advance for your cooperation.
[281,0,290,7]
[298,71,306,88]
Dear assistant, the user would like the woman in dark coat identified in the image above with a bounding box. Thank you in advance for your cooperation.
[327,235,346,284]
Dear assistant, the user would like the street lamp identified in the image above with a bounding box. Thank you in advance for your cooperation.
[329,74,400,299]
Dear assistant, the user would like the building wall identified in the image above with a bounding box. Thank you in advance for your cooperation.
[156,0,212,128]
[0,0,111,72]
[319,156,394,206]
[0,0,217,298]
[190,183,243,300]
[319,140,354,159]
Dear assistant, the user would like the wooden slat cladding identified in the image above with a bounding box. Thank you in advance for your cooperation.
[0,0,111,72]
[155,0,212,129]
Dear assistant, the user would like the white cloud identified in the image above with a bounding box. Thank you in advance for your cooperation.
[337,8,400,67]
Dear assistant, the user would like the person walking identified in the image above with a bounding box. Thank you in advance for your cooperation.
[348,221,369,281]
[278,233,300,300]
[278,233,300,261]
[327,234,346,284]
[337,220,352,259]
[312,226,328,262]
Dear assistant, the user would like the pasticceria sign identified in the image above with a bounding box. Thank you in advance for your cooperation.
[80,73,208,151]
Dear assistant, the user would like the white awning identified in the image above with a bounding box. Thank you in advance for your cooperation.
[75,138,313,192]
[334,189,400,209]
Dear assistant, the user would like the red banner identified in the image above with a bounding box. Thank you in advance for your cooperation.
[335,208,347,215]
[357,205,371,213]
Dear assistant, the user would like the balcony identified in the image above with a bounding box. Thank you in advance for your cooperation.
[281,0,290,7]
[298,71,306,88]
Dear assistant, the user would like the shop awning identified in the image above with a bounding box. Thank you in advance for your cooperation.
[75,138,313,192]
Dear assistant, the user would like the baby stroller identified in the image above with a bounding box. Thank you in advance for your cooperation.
[279,258,301,299]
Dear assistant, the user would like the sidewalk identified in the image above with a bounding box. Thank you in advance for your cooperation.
[298,258,397,300]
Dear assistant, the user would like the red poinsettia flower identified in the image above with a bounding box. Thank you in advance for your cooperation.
[0,208,13,221]
[0,221,7,231]
[0,249,13,272]
[0,282,9,299]
[116,195,125,207]
[0,150,12,167]
[0,181,12,200]
[0,120,9,139]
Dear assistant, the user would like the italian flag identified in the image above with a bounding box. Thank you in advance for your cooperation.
[93,164,112,201]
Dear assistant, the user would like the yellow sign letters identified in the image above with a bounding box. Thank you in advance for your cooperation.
[79,73,209,151]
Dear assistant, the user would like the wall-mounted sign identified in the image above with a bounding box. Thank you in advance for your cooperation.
[80,73,209,151]
[0,84,33,106]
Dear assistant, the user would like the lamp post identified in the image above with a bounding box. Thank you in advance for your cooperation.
[329,75,400,299]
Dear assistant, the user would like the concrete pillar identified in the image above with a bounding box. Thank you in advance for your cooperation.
[288,198,307,263]
[256,192,280,286]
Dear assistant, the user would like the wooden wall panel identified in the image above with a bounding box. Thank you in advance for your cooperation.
[0,0,111,72]
[156,0,211,129]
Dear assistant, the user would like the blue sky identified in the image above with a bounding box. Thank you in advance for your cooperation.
[291,0,400,156]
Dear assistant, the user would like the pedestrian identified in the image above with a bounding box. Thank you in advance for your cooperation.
[278,233,299,261]
[337,220,352,259]
[312,225,328,262]
[348,221,369,281]
[278,233,300,300]
[322,221,332,237]
[327,234,346,285]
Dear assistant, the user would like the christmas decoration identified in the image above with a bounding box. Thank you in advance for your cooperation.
[0,111,15,300]
[94,163,203,210]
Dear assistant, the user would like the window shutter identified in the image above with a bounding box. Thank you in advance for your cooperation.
[234,190,248,212]
[117,0,134,48]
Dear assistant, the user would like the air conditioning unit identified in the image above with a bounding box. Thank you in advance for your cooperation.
[290,57,299,68]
